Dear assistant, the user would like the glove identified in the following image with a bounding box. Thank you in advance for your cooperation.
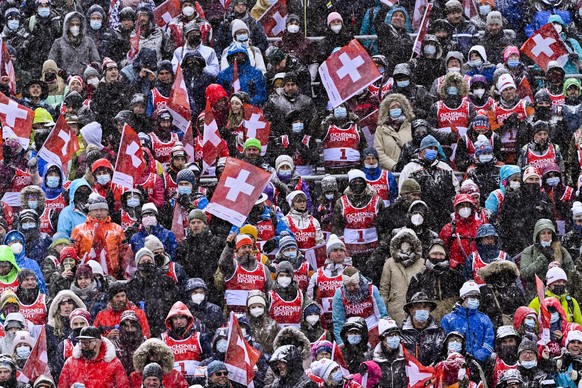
[262,238,278,253]
[562,352,573,370]
[178,194,191,209]
[570,53,580,62]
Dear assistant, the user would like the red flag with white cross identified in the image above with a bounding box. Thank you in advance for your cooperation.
[167,65,192,133]
[202,100,222,166]
[0,91,34,149]
[258,0,288,37]
[127,23,141,63]
[0,38,16,96]
[153,0,181,27]
[19,326,51,383]
[112,124,147,189]
[520,23,569,71]
[403,346,436,388]
[207,157,271,227]
[411,3,433,57]
[243,103,270,155]
[319,39,382,108]
[224,312,261,386]
[37,115,79,168]
[183,122,195,163]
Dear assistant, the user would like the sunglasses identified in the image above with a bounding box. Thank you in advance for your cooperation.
[214,371,229,377]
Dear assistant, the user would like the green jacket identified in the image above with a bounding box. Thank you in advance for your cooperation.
[0,246,20,284]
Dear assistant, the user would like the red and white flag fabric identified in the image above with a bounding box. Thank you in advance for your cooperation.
[517,76,534,103]
[19,326,51,383]
[403,346,436,388]
[112,124,147,189]
[536,274,551,345]
[319,39,381,108]
[167,65,192,133]
[412,3,433,57]
[243,104,270,155]
[202,100,222,166]
[258,0,288,37]
[206,157,272,227]
[153,0,181,27]
[463,0,478,19]
[127,23,141,63]
[183,122,196,163]
[231,59,241,94]
[0,38,16,96]
[37,115,79,168]
[219,0,231,10]
[331,341,349,376]
[0,91,34,149]
[380,0,397,6]
[359,109,379,147]
[224,312,261,386]
[520,23,569,71]
[412,0,428,32]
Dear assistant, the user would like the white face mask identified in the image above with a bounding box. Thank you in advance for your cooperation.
[70,26,80,36]
[330,25,342,34]
[249,307,264,317]
[191,293,204,304]
[277,276,292,288]
[182,6,195,16]
[473,88,485,98]
[306,314,320,325]
[88,77,99,87]
[287,24,300,33]
[216,339,228,353]
[448,67,461,73]
[509,181,521,190]
[458,207,472,219]
[10,242,23,255]
[554,24,563,34]
[411,213,424,226]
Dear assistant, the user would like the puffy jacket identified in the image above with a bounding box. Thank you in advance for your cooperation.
[93,301,151,338]
[58,336,129,388]
[269,344,313,388]
[529,288,582,325]
[440,211,485,270]
[525,9,572,38]
[0,245,19,284]
[4,231,46,294]
[71,216,126,279]
[85,4,117,59]
[57,178,91,237]
[129,338,189,388]
[400,316,446,367]
[163,301,210,350]
[440,304,495,363]
[130,223,177,260]
[484,164,520,219]
[366,343,407,388]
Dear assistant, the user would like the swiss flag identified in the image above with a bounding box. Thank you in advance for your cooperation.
[167,65,192,133]
[258,0,288,37]
[206,157,272,227]
[243,104,270,155]
[536,274,551,345]
[37,115,79,168]
[521,23,569,71]
[224,312,261,386]
[19,326,52,383]
[127,23,141,63]
[412,0,428,32]
[112,124,147,189]
[403,346,436,388]
[153,0,181,27]
[319,39,382,108]
[231,59,241,94]
[359,109,379,147]
[517,76,534,103]
[202,101,222,166]
[0,38,16,96]
[463,0,478,19]
[0,91,34,149]
[183,122,196,163]
[412,3,433,57]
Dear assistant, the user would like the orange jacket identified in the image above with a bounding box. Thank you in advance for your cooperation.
[72,216,127,279]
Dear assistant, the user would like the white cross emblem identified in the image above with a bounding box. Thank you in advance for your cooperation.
[162,11,173,23]
[224,169,254,201]
[336,52,365,82]
[204,119,221,146]
[244,113,266,139]
[0,98,27,127]
[532,34,556,57]
[126,141,142,168]
[406,360,433,386]
[271,11,287,36]
[57,130,71,156]
[237,335,251,364]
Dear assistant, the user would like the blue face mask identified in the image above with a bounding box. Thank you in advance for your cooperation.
[378,67,385,74]
[90,20,102,30]
[448,341,462,353]
[278,170,293,178]
[424,149,438,161]
[27,200,38,210]
[550,312,560,323]
[469,59,482,68]
[423,45,436,56]
[396,80,410,88]
[331,369,343,383]
[347,334,361,345]
[96,174,111,185]
[283,250,297,260]
[479,5,491,15]
[466,298,480,310]
[21,222,36,230]
[127,198,140,208]
[579,7,582,17]
[521,360,537,369]
[447,86,458,96]
[291,122,304,133]
[389,108,402,118]
[385,336,401,349]
[237,33,248,42]
[334,106,347,119]
[546,177,560,187]
[7,20,19,31]
[507,59,520,68]
[37,7,50,17]
[178,186,192,196]
[414,309,430,323]
[46,176,60,188]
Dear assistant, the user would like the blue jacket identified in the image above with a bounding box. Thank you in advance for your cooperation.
[4,231,46,294]
[362,166,398,205]
[331,282,388,346]
[485,164,520,217]
[216,43,267,106]
[57,178,91,237]
[130,223,178,260]
[440,304,495,362]
[359,0,382,54]
[525,9,572,37]
[41,163,65,200]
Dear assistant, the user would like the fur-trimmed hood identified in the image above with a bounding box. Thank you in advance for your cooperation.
[20,185,46,211]
[439,72,469,100]
[72,336,116,362]
[48,290,86,326]
[378,93,415,125]
[273,326,312,362]
[389,228,422,261]
[132,338,175,373]
[477,260,519,283]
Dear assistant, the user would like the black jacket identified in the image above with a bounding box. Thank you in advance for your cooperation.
[400,316,446,366]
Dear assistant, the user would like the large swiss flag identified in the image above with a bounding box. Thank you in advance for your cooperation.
[112,124,147,189]
[521,23,569,71]
[206,157,271,227]
[243,104,270,155]
[0,91,34,149]
[403,346,436,388]
[37,115,79,168]
[167,65,192,133]
[258,0,288,37]
[319,39,381,108]
[201,101,222,166]
[153,0,181,27]
[224,312,261,386]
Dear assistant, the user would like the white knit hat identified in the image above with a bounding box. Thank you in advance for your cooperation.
[347,169,366,182]
[459,281,480,299]
[546,266,567,285]
[496,73,516,93]
[326,234,346,257]
[310,359,339,381]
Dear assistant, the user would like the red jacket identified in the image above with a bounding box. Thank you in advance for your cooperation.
[128,369,189,388]
[440,214,484,270]
[93,302,151,338]
[58,337,130,388]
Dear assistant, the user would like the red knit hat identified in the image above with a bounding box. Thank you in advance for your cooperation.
[69,308,91,328]
[60,246,79,263]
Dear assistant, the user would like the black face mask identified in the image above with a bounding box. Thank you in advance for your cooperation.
[349,179,366,195]
[44,72,57,82]
[499,345,518,362]
[138,262,155,275]
[154,254,166,267]
[187,34,201,46]
[536,106,551,120]
[81,348,96,359]
[523,182,540,195]
[551,285,566,295]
